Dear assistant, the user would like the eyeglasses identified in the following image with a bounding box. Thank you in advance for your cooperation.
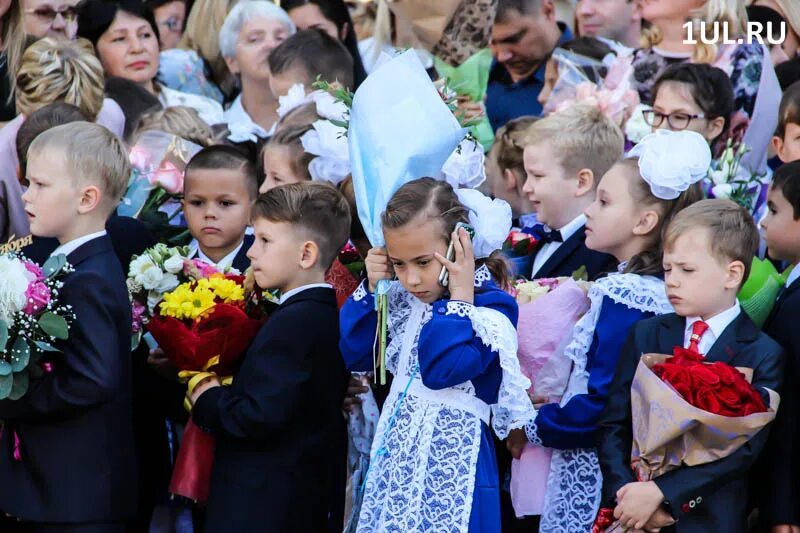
[642,109,706,130]
[24,6,79,24]
[159,16,183,32]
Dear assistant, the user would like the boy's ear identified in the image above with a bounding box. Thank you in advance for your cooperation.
[77,185,102,214]
[707,117,725,142]
[299,240,320,270]
[575,168,594,197]
[772,136,786,162]
[724,259,746,290]
[502,168,520,192]
[632,209,659,237]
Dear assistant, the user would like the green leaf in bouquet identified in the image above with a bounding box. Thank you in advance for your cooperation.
[28,361,43,379]
[10,337,30,373]
[0,320,8,353]
[9,371,29,400]
[0,359,11,376]
[33,340,60,353]
[39,312,69,340]
[42,254,67,278]
[131,330,143,351]
[571,265,588,281]
[0,373,12,399]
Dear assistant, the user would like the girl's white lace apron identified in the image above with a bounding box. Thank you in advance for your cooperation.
[355,268,533,533]
[535,274,673,533]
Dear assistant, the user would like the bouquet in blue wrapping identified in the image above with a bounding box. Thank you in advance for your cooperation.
[348,50,466,383]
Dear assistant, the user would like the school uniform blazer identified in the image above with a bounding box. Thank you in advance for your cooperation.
[231,234,254,273]
[0,235,138,523]
[597,312,783,533]
[193,287,349,533]
[516,224,617,280]
[757,279,800,526]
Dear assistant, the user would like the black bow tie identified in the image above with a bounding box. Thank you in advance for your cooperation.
[532,224,563,244]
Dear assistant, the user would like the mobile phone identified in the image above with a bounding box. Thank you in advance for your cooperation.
[438,222,475,287]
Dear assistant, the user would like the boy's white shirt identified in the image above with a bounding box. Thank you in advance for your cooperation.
[278,283,332,305]
[683,300,741,355]
[49,230,108,258]
[189,238,244,272]
[786,263,800,288]
[531,213,586,277]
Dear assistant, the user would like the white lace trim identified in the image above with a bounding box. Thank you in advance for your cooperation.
[469,306,535,439]
[525,418,543,446]
[538,273,671,532]
[352,281,369,302]
[474,263,492,287]
[445,301,475,318]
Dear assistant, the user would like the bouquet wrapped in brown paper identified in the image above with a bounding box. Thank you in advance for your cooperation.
[630,352,779,481]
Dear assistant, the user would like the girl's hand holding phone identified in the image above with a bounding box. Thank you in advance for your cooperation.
[365,247,393,293]
[435,226,475,304]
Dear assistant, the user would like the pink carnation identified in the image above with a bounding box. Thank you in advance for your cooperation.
[130,145,152,171]
[23,281,50,315]
[183,258,221,279]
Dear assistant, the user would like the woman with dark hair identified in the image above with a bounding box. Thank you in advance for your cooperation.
[144,0,188,50]
[76,0,223,125]
[280,0,367,87]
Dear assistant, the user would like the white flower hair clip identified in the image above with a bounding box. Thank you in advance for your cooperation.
[437,139,486,190]
[454,188,512,259]
[300,120,350,186]
[276,83,349,123]
[626,129,711,200]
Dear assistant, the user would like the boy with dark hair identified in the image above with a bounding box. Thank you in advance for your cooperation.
[756,161,800,531]
[773,82,800,164]
[190,182,351,533]
[268,28,355,99]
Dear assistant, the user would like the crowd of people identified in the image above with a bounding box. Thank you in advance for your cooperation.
[0,0,799,532]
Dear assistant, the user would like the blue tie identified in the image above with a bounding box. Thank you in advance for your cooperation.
[532,224,563,244]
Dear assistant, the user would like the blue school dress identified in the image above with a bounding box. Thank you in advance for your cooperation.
[524,270,673,532]
[340,265,533,533]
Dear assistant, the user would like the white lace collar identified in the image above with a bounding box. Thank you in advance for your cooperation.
[474,264,492,288]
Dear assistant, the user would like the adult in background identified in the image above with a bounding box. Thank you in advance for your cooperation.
[575,0,642,51]
[145,0,187,50]
[281,0,367,88]
[76,0,224,126]
[219,1,295,144]
[0,0,23,122]
[158,0,240,104]
[486,0,572,132]
[22,0,78,39]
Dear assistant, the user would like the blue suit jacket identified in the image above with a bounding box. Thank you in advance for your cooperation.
[756,279,800,526]
[598,312,783,533]
[0,235,137,523]
[512,224,617,280]
[193,287,348,533]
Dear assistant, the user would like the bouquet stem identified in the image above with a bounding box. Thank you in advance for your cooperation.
[374,279,390,385]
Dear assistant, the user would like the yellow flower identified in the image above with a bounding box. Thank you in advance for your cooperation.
[159,282,216,320]
[202,275,245,303]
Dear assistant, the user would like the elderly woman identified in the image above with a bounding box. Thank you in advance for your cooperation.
[77,0,223,125]
[22,0,78,39]
[0,37,125,243]
[220,1,295,143]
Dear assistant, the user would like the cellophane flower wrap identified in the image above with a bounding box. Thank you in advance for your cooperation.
[705,139,770,220]
[127,244,273,503]
[120,131,203,246]
[630,350,778,483]
[0,253,73,400]
[510,275,591,517]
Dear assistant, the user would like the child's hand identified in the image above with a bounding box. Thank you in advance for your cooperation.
[435,226,475,304]
[147,348,179,380]
[614,481,665,530]
[189,376,220,405]
[342,374,370,413]
[643,508,675,532]
[365,247,393,292]
[505,428,528,459]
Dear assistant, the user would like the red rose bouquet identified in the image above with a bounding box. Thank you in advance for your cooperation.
[629,349,778,483]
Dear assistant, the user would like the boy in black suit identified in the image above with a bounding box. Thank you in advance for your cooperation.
[0,122,137,532]
[190,182,351,533]
[598,200,783,533]
[182,145,258,273]
[757,161,800,531]
[518,104,621,280]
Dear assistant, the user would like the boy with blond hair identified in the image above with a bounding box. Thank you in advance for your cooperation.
[0,122,137,531]
[599,199,783,533]
[520,104,623,279]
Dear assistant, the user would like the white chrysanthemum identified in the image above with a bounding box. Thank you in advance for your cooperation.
[0,256,32,323]
[163,254,184,274]
[156,272,179,293]
[131,254,164,291]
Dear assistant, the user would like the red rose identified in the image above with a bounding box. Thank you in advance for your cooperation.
[691,364,721,388]
[694,387,724,414]
[671,346,704,365]
[503,231,538,256]
[716,385,742,413]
